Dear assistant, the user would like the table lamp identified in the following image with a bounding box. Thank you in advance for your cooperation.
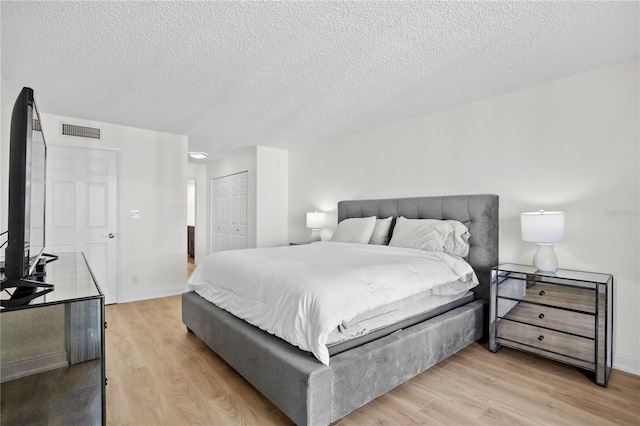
[306,212,326,242]
[521,210,565,272]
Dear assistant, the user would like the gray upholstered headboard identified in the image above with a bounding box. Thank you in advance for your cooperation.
[337,194,499,301]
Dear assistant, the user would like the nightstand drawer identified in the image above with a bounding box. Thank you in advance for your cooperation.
[524,283,595,313]
[500,301,595,338]
[497,319,595,363]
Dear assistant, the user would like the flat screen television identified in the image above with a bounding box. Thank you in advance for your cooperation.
[1,87,56,307]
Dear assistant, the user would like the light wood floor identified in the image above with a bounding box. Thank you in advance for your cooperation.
[188,257,196,276]
[106,295,640,425]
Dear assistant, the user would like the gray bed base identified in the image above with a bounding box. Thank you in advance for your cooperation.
[182,194,498,426]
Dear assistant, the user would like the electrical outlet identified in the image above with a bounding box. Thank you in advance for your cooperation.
[132,275,139,286]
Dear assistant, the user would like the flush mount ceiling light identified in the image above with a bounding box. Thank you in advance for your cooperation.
[188,152,208,160]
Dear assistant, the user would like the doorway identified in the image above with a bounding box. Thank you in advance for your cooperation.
[46,145,119,304]
[187,178,196,276]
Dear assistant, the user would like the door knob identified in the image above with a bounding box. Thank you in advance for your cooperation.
[102,233,118,239]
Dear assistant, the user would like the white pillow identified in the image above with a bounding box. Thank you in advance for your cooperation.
[369,217,393,245]
[330,216,377,244]
[443,220,470,257]
[389,217,454,252]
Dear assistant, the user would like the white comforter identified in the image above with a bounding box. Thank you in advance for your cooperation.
[186,242,478,365]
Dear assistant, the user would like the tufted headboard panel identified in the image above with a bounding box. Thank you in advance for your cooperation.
[337,194,499,301]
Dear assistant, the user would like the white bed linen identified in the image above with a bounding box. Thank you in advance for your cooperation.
[187,241,478,365]
[327,290,472,345]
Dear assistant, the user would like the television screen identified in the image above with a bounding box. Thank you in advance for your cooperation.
[0,87,56,308]
[3,87,47,280]
[27,110,46,275]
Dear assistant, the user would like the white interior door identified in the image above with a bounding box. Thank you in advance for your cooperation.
[46,145,118,304]
[212,172,247,252]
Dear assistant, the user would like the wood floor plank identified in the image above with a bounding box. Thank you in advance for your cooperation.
[448,349,555,396]
[550,385,640,425]
[259,409,297,426]
[408,364,493,419]
[380,379,435,413]
[105,374,134,426]
[105,322,147,374]
[361,389,431,425]
[441,362,603,426]
[105,296,640,425]
[418,398,488,425]
[475,402,546,426]
[119,365,170,425]
[206,392,268,425]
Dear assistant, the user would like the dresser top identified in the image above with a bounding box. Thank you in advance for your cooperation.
[494,263,612,285]
[1,252,102,311]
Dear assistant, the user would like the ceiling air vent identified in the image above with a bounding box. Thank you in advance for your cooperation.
[62,123,101,140]
[33,119,42,132]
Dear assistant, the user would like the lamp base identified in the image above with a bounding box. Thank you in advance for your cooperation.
[533,244,559,272]
[309,229,321,242]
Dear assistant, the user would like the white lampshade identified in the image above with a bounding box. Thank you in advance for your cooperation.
[306,212,326,229]
[521,211,565,243]
[521,210,565,272]
[306,211,326,242]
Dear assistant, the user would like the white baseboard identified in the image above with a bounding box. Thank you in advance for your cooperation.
[0,351,68,383]
[118,284,185,304]
[614,351,640,376]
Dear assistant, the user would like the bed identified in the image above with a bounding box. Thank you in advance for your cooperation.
[182,194,499,426]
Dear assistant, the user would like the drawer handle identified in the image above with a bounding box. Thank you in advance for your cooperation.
[539,290,545,296]
[538,313,544,319]
[538,335,545,341]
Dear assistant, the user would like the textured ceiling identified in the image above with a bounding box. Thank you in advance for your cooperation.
[2,1,638,162]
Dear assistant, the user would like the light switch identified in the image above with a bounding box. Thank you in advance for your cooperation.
[130,209,140,219]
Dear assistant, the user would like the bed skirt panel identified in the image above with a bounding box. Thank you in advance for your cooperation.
[329,300,484,422]
[182,291,484,426]
[182,291,332,426]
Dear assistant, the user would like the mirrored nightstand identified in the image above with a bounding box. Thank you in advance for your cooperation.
[489,263,613,386]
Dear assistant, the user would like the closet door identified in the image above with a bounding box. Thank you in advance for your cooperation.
[211,172,247,252]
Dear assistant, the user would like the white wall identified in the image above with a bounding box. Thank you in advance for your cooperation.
[187,163,207,265]
[187,179,196,227]
[288,60,640,374]
[207,146,288,252]
[256,146,288,248]
[36,113,188,303]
